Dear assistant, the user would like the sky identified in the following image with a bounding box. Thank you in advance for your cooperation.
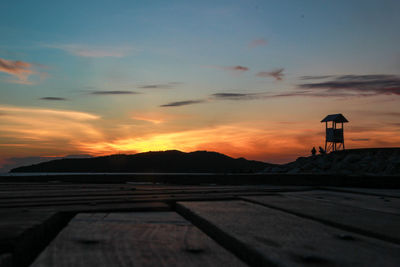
[1,0,400,170]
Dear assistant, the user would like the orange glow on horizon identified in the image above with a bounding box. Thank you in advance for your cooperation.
[1,105,400,166]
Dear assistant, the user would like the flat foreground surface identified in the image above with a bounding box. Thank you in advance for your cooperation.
[0,182,399,266]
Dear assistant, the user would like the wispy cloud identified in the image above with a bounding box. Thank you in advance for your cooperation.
[256,68,284,81]
[224,65,249,72]
[206,65,249,73]
[160,92,261,107]
[0,105,102,152]
[159,74,400,108]
[212,93,259,100]
[40,97,67,101]
[249,39,267,48]
[131,116,164,124]
[0,105,100,120]
[45,44,135,58]
[160,100,206,107]
[298,74,400,96]
[138,82,182,89]
[90,90,140,95]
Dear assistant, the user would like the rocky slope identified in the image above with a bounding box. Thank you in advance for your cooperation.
[263,148,400,175]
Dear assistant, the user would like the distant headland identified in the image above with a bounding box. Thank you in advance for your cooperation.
[10,150,272,173]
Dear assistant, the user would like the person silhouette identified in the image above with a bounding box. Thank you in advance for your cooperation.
[311,147,316,156]
[319,146,326,154]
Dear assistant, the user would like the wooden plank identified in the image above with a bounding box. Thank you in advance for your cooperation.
[0,211,72,267]
[282,190,400,215]
[0,189,270,206]
[31,212,245,267]
[177,200,400,267]
[0,185,311,199]
[0,188,260,201]
[30,202,170,213]
[323,187,400,198]
[0,183,137,192]
[0,253,12,267]
[241,195,400,244]
[0,191,269,209]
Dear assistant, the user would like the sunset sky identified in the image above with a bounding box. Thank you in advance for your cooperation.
[1,0,400,170]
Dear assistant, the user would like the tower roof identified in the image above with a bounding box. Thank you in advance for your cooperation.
[321,114,349,123]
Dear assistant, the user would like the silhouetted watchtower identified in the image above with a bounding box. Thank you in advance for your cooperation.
[321,114,349,153]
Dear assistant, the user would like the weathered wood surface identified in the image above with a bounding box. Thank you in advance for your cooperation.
[0,211,71,267]
[177,200,400,266]
[282,190,400,215]
[0,253,12,267]
[31,212,245,267]
[1,182,400,266]
[242,195,400,244]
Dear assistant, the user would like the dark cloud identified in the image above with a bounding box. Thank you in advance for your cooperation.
[139,82,182,89]
[40,97,67,101]
[256,68,284,81]
[140,85,161,89]
[212,93,259,100]
[229,65,249,71]
[300,75,334,80]
[159,74,400,108]
[208,65,249,72]
[335,74,397,81]
[299,74,400,96]
[160,100,206,107]
[350,138,370,141]
[91,91,139,95]
[249,39,267,48]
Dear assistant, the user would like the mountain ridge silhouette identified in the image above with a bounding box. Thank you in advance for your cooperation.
[10,150,272,173]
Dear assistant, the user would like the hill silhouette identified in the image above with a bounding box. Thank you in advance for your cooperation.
[10,150,271,173]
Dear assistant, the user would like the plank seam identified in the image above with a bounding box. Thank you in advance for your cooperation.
[175,202,279,267]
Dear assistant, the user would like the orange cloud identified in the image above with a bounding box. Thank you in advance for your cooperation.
[0,58,33,83]
[0,58,49,84]
[0,105,102,159]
